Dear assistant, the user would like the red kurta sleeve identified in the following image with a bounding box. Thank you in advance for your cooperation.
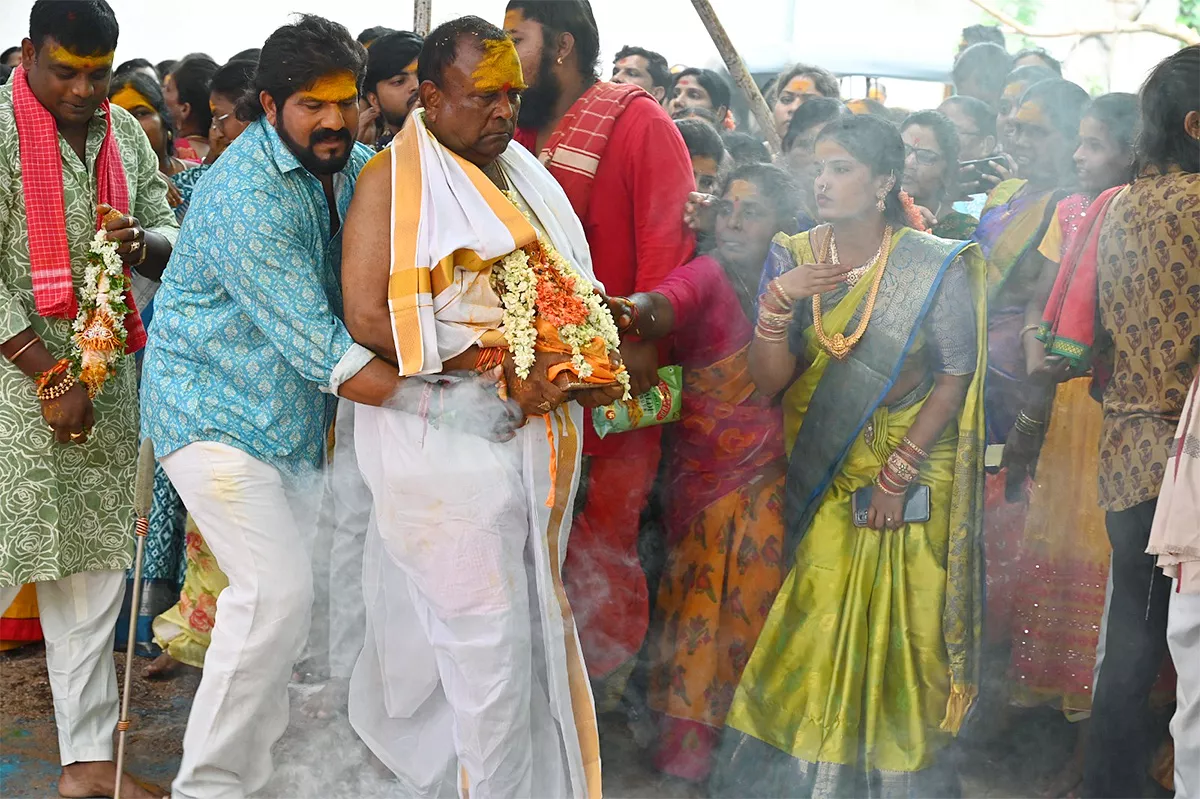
[621,98,697,293]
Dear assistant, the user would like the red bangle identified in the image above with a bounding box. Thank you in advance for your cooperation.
[474,347,505,373]
[34,358,73,391]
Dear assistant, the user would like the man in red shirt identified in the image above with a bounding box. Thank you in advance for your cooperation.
[504,0,696,707]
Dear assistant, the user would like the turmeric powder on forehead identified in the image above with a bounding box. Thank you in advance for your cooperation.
[296,71,359,104]
[471,38,527,93]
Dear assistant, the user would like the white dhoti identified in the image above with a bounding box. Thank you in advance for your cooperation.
[0,570,126,765]
[350,404,599,798]
[348,109,602,798]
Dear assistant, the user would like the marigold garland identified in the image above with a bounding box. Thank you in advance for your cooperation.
[71,230,131,398]
[493,193,630,400]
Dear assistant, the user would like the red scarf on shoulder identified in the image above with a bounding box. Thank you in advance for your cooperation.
[1038,184,1124,374]
[11,65,145,352]
[521,82,652,220]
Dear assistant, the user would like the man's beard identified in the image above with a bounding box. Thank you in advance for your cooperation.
[275,119,354,176]
[517,48,562,130]
[381,107,409,131]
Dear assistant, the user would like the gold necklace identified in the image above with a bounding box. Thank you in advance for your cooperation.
[829,230,887,287]
[812,225,893,360]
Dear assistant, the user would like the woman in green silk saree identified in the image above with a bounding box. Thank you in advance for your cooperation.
[712,116,987,798]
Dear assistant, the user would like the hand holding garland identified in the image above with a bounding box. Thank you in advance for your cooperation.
[98,203,171,281]
[2,329,94,446]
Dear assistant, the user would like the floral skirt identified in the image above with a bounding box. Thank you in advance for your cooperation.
[152,516,227,668]
[648,468,786,782]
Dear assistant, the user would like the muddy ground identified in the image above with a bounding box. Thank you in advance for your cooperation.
[2,642,1090,798]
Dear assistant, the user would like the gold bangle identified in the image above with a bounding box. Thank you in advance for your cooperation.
[887,451,920,482]
[37,371,77,402]
[8,336,39,363]
[1020,324,1040,340]
[755,327,789,343]
[900,436,929,461]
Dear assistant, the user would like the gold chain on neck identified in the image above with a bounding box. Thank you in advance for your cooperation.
[811,224,893,360]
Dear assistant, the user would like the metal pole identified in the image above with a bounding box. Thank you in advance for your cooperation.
[414,0,432,37]
[113,439,156,799]
[689,0,782,154]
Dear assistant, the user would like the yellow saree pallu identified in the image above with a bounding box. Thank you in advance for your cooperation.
[713,228,987,798]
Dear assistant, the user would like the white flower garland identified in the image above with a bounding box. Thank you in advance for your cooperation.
[72,230,131,397]
[492,198,630,400]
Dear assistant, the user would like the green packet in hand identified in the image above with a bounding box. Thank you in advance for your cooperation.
[592,365,682,439]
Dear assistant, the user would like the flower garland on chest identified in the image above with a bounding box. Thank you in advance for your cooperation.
[491,190,630,399]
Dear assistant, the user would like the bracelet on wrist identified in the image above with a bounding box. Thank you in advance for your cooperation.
[886,452,920,483]
[37,369,78,402]
[8,336,39,363]
[1014,411,1046,436]
[34,358,73,392]
[474,347,506,374]
[899,436,929,462]
[768,278,794,308]
[875,469,908,496]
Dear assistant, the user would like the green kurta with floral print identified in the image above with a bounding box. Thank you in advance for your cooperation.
[0,82,179,587]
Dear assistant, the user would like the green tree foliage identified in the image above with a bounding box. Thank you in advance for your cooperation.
[1181,0,1200,31]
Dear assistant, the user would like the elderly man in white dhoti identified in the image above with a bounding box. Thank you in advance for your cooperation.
[340,15,626,799]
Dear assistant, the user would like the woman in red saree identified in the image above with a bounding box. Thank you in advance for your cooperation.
[610,163,800,782]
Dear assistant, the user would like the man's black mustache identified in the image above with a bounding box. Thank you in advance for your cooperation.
[310,128,352,145]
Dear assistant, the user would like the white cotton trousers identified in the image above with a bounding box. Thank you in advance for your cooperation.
[161,442,318,799]
[326,399,371,679]
[0,570,125,766]
[1169,583,1200,799]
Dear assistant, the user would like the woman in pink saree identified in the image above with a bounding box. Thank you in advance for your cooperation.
[609,163,800,782]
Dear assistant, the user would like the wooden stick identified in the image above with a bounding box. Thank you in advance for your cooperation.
[969,0,1199,45]
[414,0,432,37]
[689,0,782,153]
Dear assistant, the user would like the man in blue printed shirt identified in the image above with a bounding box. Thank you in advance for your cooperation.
[139,16,402,799]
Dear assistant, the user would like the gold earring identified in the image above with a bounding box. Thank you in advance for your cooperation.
[557,57,564,65]
[876,192,886,212]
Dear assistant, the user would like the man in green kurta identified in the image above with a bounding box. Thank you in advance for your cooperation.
[0,2,177,796]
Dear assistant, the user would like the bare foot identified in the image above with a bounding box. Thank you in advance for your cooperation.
[58,761,161,798]
[300,677,349,720]
[144,652,182,680]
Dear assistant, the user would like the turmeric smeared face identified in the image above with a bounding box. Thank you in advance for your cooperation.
[423,35,523,167]
[715,179,779,271]
[296,71,359,105]
[27,39,115,126]
[111,85,169,155]
[773,74,823,137]
[1009,100,1067,184]
[273,70,359,176]
[48,46,113,73]
[472,38,527,94]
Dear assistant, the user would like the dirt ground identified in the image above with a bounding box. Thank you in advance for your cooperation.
[1,641,1091,799]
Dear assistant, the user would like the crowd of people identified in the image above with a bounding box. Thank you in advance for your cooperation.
[0,1,1197,798]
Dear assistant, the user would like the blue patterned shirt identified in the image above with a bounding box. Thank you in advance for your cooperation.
[141,119,375,475]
